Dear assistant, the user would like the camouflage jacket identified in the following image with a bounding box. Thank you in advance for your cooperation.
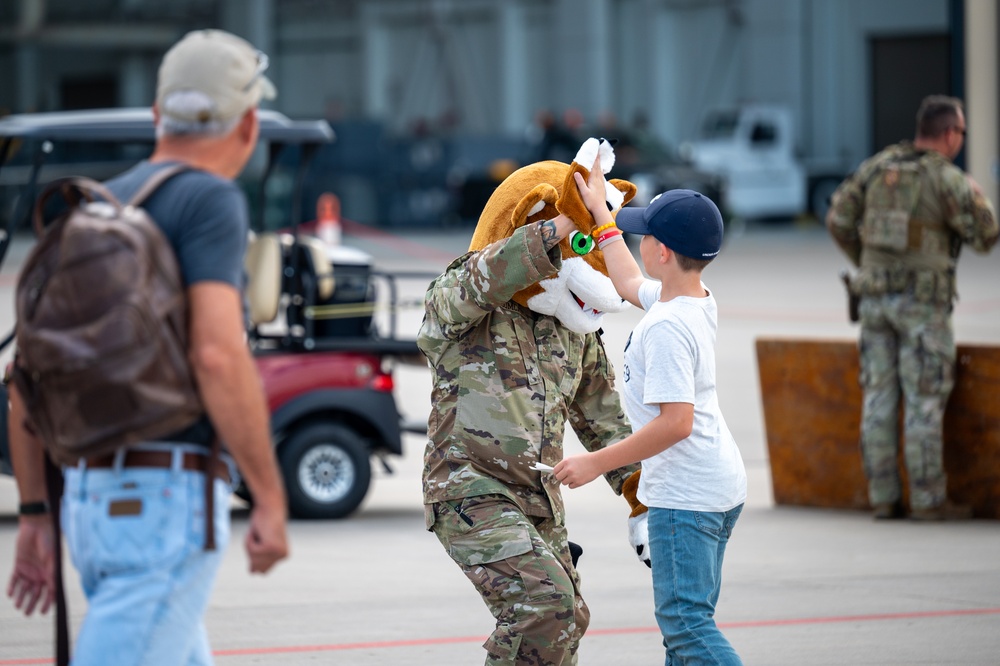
[827,142,998,301]
[417,223,637,525]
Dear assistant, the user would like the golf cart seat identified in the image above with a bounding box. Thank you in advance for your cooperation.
[286,234,336,303]
[245,232,335,325]
[245,231,284,326]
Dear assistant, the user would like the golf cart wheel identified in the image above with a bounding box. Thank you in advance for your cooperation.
[279,423,372,519]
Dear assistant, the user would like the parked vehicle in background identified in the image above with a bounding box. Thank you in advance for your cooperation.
[306,118,726,230]
[301,120,532,228]
[682,104,848,221]
[606,126,727,214]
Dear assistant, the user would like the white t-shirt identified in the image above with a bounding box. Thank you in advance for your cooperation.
[621,280,747,512]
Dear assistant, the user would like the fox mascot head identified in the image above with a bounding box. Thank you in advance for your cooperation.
[469,138,637,334]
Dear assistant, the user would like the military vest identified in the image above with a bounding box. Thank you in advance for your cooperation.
[856,148,957,303]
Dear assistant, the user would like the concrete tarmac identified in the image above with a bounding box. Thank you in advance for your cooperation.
[1,219,998,665]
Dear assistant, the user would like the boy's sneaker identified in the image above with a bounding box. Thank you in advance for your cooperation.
[872,502,905,520]
[910,501,973,521]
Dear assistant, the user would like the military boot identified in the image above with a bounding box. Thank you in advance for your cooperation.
[910,501,973,521]
[872,501,905,520]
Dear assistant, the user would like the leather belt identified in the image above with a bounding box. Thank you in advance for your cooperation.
[86,450,231,485]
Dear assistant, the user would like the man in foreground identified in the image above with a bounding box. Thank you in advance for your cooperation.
[7,29,288,663]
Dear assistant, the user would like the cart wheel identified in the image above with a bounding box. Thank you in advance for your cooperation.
[279,423,371,519]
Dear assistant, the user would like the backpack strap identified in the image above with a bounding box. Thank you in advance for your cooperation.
[30,164,190,238]
[30,177,120,238]
[126,163,191,208]
[44,453,70,666]
[203,437,221,551]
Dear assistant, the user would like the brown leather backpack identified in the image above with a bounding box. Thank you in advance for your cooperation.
[11,165,203,464]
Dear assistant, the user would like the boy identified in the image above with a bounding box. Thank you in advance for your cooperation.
[554,183,747,665]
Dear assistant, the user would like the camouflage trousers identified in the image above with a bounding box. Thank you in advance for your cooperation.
[428,495,588,666]
[858,293,955,510]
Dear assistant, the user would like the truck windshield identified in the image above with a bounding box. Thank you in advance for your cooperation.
[701,111,740,139]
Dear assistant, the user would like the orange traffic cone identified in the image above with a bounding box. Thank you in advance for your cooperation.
[316,192,342,246]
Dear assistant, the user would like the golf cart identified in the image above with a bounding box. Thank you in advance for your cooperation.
[0,107,426,518]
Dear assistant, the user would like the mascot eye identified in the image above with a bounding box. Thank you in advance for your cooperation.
[569,230,595,256]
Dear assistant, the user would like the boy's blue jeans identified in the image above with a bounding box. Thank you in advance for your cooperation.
[648,504,744,666]
[63,458,231,666]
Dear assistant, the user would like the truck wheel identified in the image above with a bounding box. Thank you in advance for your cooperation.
[278,423,372,519]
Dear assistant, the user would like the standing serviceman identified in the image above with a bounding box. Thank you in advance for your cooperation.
[826,95,998,521]
[6,29,288,663]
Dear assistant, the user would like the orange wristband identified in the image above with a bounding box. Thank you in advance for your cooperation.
[592,222,617,237]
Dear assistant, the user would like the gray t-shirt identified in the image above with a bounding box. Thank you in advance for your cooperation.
[104,160,248,289]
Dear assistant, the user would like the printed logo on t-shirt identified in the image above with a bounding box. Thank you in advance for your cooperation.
[623,332,632,382]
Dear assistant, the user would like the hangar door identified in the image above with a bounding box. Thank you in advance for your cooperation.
[871,35,951,153]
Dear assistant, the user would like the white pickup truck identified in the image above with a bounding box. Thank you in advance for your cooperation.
[682,104,846,222]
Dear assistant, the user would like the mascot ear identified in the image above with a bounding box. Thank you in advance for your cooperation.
[555,137,609,234]
[555,162,593,232]
[512,183,559,229]
[610,178,638,208]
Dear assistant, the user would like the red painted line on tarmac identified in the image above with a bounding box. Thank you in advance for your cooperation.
[4,607,998,664]
[592,607,1000,635]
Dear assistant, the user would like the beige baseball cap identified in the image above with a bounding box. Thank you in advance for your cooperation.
[156,29,277,123]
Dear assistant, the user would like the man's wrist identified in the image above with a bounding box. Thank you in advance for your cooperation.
[18,501,49,516]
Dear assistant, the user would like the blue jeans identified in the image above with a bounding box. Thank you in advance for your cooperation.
[62,453,231,666]
[648,505,744,666]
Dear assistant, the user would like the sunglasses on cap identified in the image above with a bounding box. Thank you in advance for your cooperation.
[243,50,269,93]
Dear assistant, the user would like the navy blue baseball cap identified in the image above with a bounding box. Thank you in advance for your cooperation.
[615,189,724,259]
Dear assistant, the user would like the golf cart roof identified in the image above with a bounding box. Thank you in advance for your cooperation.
[0,108,334,144]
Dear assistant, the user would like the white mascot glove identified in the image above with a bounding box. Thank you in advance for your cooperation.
[628,512,651,569]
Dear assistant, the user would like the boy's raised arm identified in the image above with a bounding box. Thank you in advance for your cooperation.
[573,164,646,308]
[599,226,645,308]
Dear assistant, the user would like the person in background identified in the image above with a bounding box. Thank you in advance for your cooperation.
[826,94,998,521]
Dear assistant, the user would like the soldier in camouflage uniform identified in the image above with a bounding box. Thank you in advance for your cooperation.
[826,95,998,521]
[418,143,641,666]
